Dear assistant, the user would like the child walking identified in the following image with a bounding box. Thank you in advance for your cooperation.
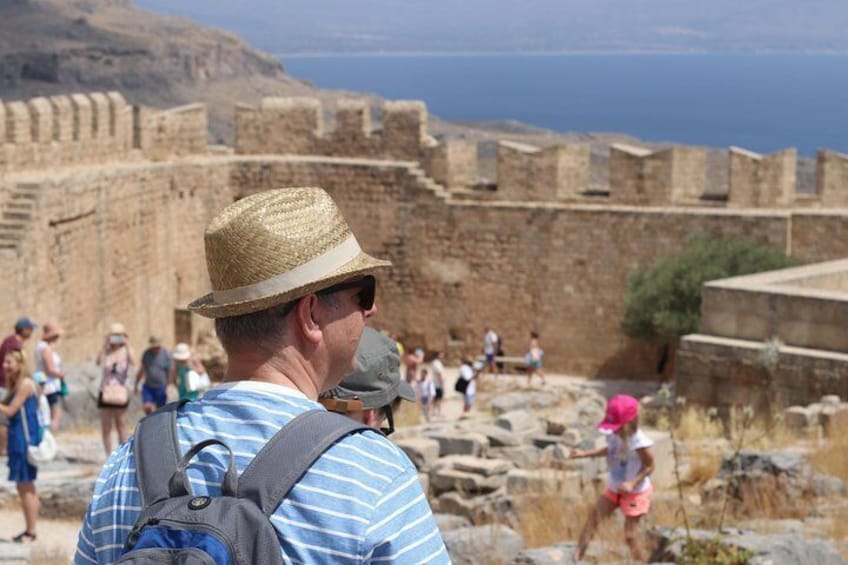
[569,395,655,561]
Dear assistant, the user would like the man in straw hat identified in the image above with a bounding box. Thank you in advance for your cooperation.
[76,188,448,564]
[320,327,417,435]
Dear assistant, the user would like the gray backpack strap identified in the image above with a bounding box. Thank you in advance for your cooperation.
[135,400,189,508]
[237,409,371,516]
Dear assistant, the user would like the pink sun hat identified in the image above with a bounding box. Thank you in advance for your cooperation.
[597,394,640,433]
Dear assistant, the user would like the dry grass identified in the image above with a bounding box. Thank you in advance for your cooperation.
[809,433,848,483]
[683,444,723,487]
[393,398,422,429]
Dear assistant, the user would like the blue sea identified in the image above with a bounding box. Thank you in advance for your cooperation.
[283,53,848,156]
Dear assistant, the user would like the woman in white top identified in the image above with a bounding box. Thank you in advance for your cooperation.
[33,321,65,431]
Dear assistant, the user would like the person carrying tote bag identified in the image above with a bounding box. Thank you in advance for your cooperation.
[96,323,135,455]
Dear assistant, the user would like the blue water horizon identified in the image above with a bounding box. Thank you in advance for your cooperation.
[283,53,848,156]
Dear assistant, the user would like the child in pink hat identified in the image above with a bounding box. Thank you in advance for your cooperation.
[569,394,655,561]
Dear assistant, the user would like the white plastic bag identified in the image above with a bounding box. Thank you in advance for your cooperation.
[186,370,211,393]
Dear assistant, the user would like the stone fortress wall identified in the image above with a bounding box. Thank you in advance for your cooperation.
[1,92,847,405]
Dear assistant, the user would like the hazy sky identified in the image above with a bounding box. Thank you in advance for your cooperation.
[135,0,848,53]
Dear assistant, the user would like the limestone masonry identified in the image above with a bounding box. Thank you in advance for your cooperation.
[1,92,847,406]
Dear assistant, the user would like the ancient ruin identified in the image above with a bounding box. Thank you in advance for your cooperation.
[1,92,847,407]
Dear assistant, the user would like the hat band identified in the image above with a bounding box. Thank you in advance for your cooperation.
[212,235,362,304]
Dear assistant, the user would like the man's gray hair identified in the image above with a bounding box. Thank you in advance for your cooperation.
[215,293,342,351]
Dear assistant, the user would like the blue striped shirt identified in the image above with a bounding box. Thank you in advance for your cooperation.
[74,381,449,564]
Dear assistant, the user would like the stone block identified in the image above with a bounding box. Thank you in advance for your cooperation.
[489,446,542,469]
[513,542,581,564]
[532,435,563,449]
[784,406,815,432]
[545,413,576,436]
[821,395,841,406]
[495,410,542,433]
[443,524,524,565]
[427,431,489,457]
[394,437,441,470]
[452,456,512,477]
[434,512,471,532]
[505,469,583,496]
[430,467,505,494]
[820,405,848,438]
[418,472,430,495]
[466,424,521,447]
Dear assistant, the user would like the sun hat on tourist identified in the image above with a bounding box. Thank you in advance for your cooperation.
[173,343,192,361]
[42,321,63,341]
[597,394,640,433]
[188,187,392,318]
[322,327,416,411]
[109,323,127,336]
[148,336,162,347]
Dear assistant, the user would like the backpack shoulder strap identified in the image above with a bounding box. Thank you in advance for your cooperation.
[237,409,371,516]
[134,399,189,508]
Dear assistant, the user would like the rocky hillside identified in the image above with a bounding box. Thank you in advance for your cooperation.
[0,0,319,141]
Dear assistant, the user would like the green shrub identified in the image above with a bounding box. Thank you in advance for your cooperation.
[621,234,799,343]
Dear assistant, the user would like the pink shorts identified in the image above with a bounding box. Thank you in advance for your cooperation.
[604,486,653,517]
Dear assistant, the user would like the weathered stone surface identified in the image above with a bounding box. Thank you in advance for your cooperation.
[0,541,31,563]
[427,432,489,457]
[544,414,576,436]
[512,542,582,564]
[418,472,430,495]
[490,446,542,469]
[652,528,845,565]
[434,512,471,532]
[532,435,563,449]
[452,456,513,477]
[505,469,583,496]
[469,424,522,447]
[821,394,841,406]
[394,438,441,470]
[430,468,505,494]
[540,444,606,480]
[443,525,524,565]
[784,406,816,432]
[820,404,848,438]
[491,392,559,415]
[496,410,542,433]
[436,491,516,524]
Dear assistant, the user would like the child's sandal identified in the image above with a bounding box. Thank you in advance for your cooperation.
[12,531,36,543]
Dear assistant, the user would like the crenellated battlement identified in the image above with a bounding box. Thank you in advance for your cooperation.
[234,97,429,162]
[0,92,207,173]
[2,92,847,212]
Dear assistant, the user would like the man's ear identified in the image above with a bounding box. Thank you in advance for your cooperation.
[294,295,323,345]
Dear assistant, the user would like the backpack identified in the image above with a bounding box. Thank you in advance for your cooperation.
[117,400,368,565]
[454,376,469,394]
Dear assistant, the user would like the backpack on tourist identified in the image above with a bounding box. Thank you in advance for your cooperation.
[116,401,369,565]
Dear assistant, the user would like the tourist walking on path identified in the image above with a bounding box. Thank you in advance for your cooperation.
[483,326,499,377]
[416,368,435,421]
[0,350,41,543]
[570,395,655,562]
[135,336,171,414]
[456,359,479,414]
[170,342,208,401]
[525,331,546,386]
[75,187,448,564]
[33,321,65,431]
[95,323,134,455]
[430,351,446,417]
[405,347,424,383]
[320,326,417,435]
[0,317,37,455]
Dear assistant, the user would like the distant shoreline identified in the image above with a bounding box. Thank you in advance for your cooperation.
[278,49,848,58]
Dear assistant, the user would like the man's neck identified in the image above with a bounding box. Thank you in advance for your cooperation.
[224,345,322,400]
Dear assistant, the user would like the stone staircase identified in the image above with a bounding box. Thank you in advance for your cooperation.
[0,182,40,252]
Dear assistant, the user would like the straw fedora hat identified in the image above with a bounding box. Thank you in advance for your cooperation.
[188,187,391,318]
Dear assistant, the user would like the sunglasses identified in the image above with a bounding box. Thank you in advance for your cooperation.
[316,275,376,311]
